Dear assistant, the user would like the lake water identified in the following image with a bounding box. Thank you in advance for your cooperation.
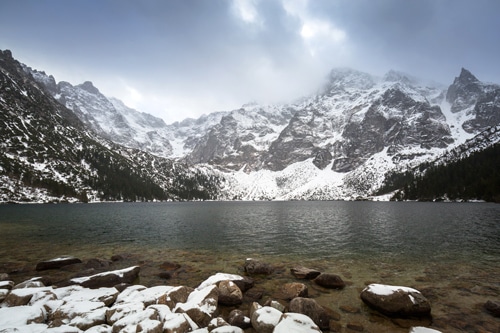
[1,201,499,332]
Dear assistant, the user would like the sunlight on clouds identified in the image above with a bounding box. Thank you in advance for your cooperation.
[124,85,143,108]
[232,0,262,26]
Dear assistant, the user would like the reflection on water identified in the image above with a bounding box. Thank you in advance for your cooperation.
[1,201,499,332]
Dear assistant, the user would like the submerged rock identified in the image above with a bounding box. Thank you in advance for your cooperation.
[36,256,82,271]
[280,282,308,299]
[313,273,345,289]
[244,258,275,275]
[484,300,500,318]
[288,297,336,330]
[360,283,431,317]
[290,266,321,279]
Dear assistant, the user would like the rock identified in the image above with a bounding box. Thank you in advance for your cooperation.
[313,273,345,289]
[0,289,9,302]
[329,320,342,332]
[227,309,251,329]
[69,266,140,289]
[35,256,82,271]
[13,277,45,289]
[290,266,321,279]
[3,287,52,307]
[159,286,194,309]
[115,284,177,307]
[250,306,282,333]
[211,326,244,333]
[0,273,9,280]
[289,297,336,330]
[360,284,431,317]
[85,258,112,270]
[243,288,264,302]
[84,324,113,332]
[208,316,229,330]
[52,285,119,307]
[217,280,243,305]
[111,307,161,333]
[174,285,219,327]
[409,327,443,333]
[197,272,254,292]
[161,312,197,333]
[160,261,181,271]
[106,301,145,325]
[244,258,274,275]
[339,305,360,313]
[264,299,286,312]
[484,300,500,318]
[50,300,107,330]
[281,282,308,299]
[346,321,364,331]
[0,280,14,289]
[274,312,322,333]
[0,305,46,328]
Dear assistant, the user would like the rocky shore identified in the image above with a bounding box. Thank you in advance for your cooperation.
[1,255,499,332]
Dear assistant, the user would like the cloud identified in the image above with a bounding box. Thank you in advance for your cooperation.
[231,0,262,26]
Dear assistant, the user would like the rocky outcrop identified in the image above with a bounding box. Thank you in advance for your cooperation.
[360,283,431,317]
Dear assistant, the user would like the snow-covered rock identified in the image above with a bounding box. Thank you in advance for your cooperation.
[274,312,322,333]
[360,283,431,317]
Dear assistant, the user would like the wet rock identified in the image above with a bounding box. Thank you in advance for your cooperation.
[290,266,321,279]
[69,266,140,289]
[244,258,274,275]
[280,282,308,299]
[274,312,322,332]
[339,305,360,313]
[243,288,264,302]
[313,273,345,289]
[251,306,282,333]
[227,309,251,329]
[346,321,364,331]
[289,297,335,330]
[217,280,243,305]
[85,258,112,270]
[360,284,431,317]
[484,300,500,318]
[329,320,342,332]
[35,256,82,271]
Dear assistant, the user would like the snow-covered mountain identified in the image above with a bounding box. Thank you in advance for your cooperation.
[0,50,223,203]
[3,49,500,202]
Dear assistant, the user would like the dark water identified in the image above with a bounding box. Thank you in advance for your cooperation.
[1,201,499,263]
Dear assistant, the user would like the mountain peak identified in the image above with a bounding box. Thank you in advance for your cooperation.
[326,67,376,91]
[455,68,479,85]
[78,81,100,95]
[383,70,417,85]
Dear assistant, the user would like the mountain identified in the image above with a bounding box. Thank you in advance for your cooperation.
[3,49,500,202]
[0,50,222,203]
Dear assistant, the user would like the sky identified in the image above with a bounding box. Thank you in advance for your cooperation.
[1,0,499,124]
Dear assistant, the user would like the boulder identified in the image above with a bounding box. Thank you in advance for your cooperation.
[227,309,251,329]
[208,316,229,331]
[161,312,197,333]
[3,286,52,307]
[281,282,308,299]
[35,256,82,271]
[409,327,443,333]
[211,326,244,333]
[360,284,431,317]
[289,297,336,330]
[69,266,140,289]
[274,312,322,333]
[106,302,145,325]
[290,266,321,279]
[0,305,46,328]
[313,273,345,289]
[0,289,9,302]
[484,300,500,318]
[159,285,194,309]
[250,306,282,333]
[217,280,243,305]
[174,285,219,327]
[13,277,45,289]
[244,258,274,275]
[0,280,15,290]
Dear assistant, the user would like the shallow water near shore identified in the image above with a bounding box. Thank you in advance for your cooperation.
[1,201,499,332]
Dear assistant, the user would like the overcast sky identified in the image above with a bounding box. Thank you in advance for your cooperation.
[1,0,499,123]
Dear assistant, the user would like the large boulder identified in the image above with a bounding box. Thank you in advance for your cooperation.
[289,297,337,331]
[50,300,107,330]
[227,309,251,329]
[313,273,345,289]
[69,266,140,289]
[197,272,254,292]
[360,284,431,317]
[35,256,82,271]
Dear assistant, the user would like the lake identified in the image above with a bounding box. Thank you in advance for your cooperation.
[1,201,499,331]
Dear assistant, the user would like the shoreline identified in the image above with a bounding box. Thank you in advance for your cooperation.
[1,250,499,332]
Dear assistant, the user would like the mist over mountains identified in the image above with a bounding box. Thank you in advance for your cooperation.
[1,49,499,202]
